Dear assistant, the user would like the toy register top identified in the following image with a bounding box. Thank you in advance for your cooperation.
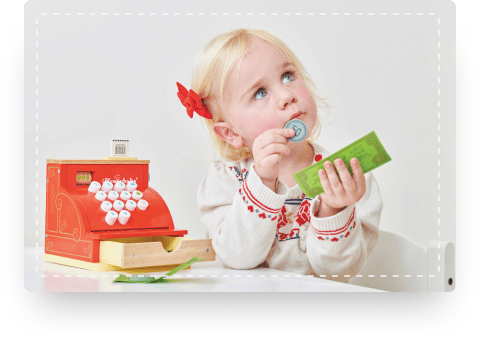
[46,159,149,164]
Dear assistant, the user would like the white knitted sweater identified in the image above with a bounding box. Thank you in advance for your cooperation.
[197,142,383,283]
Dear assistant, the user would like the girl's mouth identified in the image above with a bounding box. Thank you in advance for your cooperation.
[290,111,304,120]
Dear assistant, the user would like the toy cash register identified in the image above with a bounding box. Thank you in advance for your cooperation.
[43,140,215,272]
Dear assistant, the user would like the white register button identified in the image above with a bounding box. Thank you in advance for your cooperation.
[108,191,119,201]
[126,181,137,192]
[126,200,136,211]
[118,210,131,225]
[88,181,101,193]
[132,190,143,200]
[114,181,126,192]
[120,191,131,201]
[113,200,125,212]
[137,199,148,210]
[95,191,107,201]
[101,181,113,193]
[105,211,118,225]
[101,201,112,212]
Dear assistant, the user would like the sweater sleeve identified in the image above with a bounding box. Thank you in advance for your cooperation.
[305,171,383,282]
[197,160,288,269]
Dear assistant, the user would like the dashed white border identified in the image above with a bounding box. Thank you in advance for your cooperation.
[40,273,436,279]
[40,12,437,16]
[437,17,441,275]
[35,11,440,280]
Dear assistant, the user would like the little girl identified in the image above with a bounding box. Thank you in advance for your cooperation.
[177,28,383,282]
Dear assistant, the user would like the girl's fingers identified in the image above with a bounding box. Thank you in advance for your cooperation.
[351,158,366,192]
[318,168,335,197]
[261,143,291,158]
[262,153,282,169]
[324,161,345,197]
[334,159,357,195]
[259,129,295,149]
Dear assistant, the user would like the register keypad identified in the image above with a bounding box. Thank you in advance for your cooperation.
[88,181,147,225]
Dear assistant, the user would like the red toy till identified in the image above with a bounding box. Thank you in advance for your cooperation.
[43,156,214,271]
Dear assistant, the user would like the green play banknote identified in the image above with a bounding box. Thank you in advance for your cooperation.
[113,256,204,284]
[293,131,391,198]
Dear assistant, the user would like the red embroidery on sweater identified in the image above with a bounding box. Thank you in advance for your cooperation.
[317,236,324,240]
[248,205,254,212]
[295,200,311,226]
[276,206,288,230]
[331,237,339,242]
[271,216,277,221]
[289,228,299,238]
[345,231,350,238]
[242,180,281,214]
[259,213,266,219]
[311,207,356,235]
[352,221,356,228]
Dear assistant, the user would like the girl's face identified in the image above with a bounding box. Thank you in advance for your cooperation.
[216,37,318,151]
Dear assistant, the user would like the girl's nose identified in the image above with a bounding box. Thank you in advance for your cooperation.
[278,86,297,109]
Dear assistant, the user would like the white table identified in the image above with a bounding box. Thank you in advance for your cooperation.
[24,248,383,292]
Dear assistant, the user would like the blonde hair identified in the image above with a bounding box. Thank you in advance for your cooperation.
[191,28,328,162]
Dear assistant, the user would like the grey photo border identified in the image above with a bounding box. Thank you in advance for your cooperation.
[1,11,474,335]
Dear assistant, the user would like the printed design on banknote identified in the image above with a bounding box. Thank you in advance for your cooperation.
[310,207,357,242]
[293,131,391,198]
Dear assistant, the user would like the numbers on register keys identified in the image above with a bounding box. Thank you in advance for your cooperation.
[120,191,131,200]
[118,210,131,225]
[114,181,126,192]
[88,183,147,225]
[126,200,136,211]
[108,191,119,201]
[101,201,112,212]
[101,181,113,193]
[113,200,125,212]
[95,191,107,201]
[126,181,137,192]
[105,210,118,226]
[88,181,101,193]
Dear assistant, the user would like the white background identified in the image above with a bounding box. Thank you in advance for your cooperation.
[24,0,455,250]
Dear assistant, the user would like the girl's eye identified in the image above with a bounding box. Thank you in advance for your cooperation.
[282,71,296,84]
[254,88,267,100]
[253,71,296,100]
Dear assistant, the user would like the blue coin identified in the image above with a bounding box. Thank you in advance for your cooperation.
[284,119,308,142]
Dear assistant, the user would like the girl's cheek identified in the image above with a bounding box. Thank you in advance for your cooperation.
[247,101,279,140]
[297,84,315,104]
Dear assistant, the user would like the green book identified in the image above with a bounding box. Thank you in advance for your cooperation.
[293,131,391,198]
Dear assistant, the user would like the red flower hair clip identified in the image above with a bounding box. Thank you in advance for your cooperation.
[176,82,212,119]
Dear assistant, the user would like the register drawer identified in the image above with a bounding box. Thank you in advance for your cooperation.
[99,236,215,269]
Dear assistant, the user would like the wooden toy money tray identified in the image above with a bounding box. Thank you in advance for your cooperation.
[43,159,215,273]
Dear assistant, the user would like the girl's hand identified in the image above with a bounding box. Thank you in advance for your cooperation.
[252,128,295,188]
[317,158,366,211]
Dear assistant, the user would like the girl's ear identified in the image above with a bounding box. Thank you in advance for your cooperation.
[213,122,244,149]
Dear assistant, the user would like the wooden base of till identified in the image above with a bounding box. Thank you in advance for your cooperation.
[43,253,191,274]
